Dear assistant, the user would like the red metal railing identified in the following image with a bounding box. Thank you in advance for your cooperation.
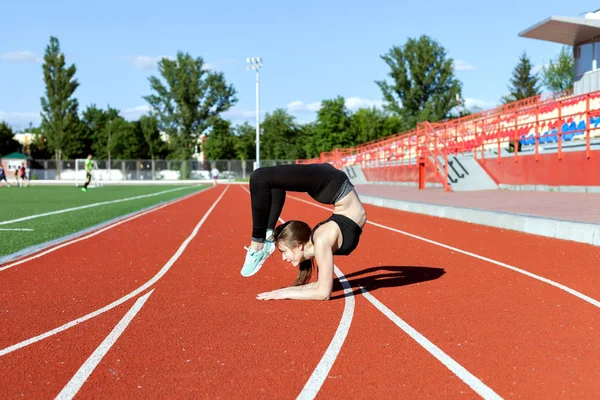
[297,89,598,186]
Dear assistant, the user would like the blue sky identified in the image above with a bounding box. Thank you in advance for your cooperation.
[0,0,597,130]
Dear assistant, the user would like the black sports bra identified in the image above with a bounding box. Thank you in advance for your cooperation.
[310,214,362,256]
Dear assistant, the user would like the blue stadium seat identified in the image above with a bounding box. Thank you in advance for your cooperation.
[574,120,586,137]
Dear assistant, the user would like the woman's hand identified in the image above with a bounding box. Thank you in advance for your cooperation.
[256,288,289,300]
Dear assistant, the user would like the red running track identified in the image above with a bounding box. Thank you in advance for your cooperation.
[1,184,599,399]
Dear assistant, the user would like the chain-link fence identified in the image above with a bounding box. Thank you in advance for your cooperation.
[24,159,296,180]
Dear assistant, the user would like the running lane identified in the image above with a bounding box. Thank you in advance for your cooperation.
[0,186,226,398]
[68,185,347,399]
[285,193,600,399]
[0,187,222,349]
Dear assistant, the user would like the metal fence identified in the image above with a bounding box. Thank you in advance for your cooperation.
[24,159,296,180]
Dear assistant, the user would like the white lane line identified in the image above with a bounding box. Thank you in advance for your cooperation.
[0,228,34,231]
[0,187,210,272]
[360,287,502,399]
[0,186,228,357]
[0,186,198,226]
[288,194,600,310]
[240,186,355,400]
[55,289,155,400]
[296,266,354,400]
[281,191,501,398]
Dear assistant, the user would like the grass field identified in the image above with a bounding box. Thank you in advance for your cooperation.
[0,184,208,257]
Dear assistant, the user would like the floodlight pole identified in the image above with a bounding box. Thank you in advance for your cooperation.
[255,68,260,169]
[247,57,263,170]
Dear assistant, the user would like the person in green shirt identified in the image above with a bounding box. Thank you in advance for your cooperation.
[81,154,93,192]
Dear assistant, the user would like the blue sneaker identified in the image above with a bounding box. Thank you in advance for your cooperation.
[240,241,276,277]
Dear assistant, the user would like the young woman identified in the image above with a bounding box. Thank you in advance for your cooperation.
[241,163,367,301]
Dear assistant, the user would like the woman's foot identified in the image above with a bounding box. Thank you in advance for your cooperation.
[241,241,275,277]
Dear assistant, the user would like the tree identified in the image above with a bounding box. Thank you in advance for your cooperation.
[350,107,403,144]
[541,46,574,95]
[81,105,121,159]
[297,122,319,159]
[202,118,236,160]
[260,108,303,159]
[376,35,462,130]
[502,51,541,104]
[233,122,256,161]
[139,115,167,160]
[0,122,20,155]
[40,36,79,178]
[502,52,541,152]
[313,96,353,153]
[144,52,237,177]
[106,118,143,159]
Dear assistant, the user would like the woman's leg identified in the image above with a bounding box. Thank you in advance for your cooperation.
[266,188,285,238]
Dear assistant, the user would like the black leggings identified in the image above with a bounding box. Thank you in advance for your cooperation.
[249,163,350,242]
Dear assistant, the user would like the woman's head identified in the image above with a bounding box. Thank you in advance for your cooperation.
[272,220,314,286]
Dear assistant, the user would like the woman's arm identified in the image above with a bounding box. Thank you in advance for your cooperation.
[257,229,335,301]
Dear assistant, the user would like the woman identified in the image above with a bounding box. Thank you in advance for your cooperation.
[241,163,367,301]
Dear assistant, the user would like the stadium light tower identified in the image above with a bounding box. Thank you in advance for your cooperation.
[247,57,262,170]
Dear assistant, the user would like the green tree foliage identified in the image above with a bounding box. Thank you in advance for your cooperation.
[144,52,237,165]
[260,108,305,159]
[233,122,256,161]
[139,115,167,159]
[107,118,146,159]
[541,46,574,94]
[349,107,403,144]
[0,122,21,156]
[502,52,542,152]
[376,35,462,130]
[502,51,541,104]
[297,122,319,159]
[313,96,353,153]
[81,105,121,159]
[202,118,236,160]
[26,124,53,159]
[40,36,80,176]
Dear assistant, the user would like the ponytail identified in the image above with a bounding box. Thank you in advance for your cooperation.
[292,259,314,286]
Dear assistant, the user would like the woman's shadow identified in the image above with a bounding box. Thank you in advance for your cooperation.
[330,265,445,300]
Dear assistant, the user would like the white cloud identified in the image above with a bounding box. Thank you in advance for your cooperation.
[0,51,42,64]
[462,97,497,110]
[0,111,40,128]
[124,56,233,71]
[453,60,476,71]
[287,100,322,113]
[344,97,384,111]
[120,105,151,120]
[124,55,175,70]
[287,97,384,113]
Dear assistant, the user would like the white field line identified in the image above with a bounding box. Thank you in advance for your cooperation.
[0,186,198,226]
[0,186,228,357]
[0,187,211,272]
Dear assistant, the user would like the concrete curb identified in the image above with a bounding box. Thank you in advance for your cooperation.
[358,194,600,247]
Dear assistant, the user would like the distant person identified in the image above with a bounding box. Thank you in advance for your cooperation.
[0,164,10,187]
[19,162,28,187]
[81,154,93,192]
[210,166,220,187]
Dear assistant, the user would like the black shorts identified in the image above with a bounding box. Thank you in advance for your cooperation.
[86,172,92,179]
[311,214,363,256]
